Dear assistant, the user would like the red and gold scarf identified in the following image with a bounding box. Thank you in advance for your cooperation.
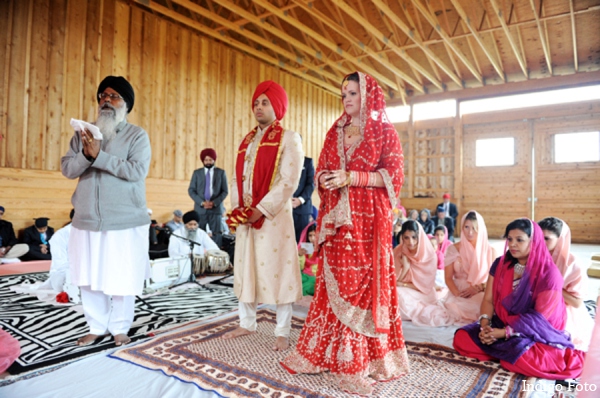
[227,121,284,231]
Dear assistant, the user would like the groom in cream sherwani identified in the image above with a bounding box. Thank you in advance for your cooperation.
[222,80,303,351]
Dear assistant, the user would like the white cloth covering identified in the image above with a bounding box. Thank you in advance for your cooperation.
[80,286,135,335]
[48,224,72,292]
[68,224,150,296]
[239,301,293,337]
[167,226,218,258]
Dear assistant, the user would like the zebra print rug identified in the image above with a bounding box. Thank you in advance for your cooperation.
[0,272,239,374]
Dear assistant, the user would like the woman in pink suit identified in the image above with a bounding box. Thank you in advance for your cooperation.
[394,220,455,326]
[443,211,496,323]
[539,217,594,351]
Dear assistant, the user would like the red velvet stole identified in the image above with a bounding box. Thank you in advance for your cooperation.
[233,120,284,230]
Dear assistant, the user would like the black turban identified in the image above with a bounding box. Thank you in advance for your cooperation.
[182,211,200,225]
[97,76,135,113]
[34,217,49,228]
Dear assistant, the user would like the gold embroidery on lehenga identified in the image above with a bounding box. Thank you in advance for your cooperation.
[322,254,385,338]
[337,341,354,363]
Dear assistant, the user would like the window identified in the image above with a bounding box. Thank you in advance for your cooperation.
[554,132,600,163]
[386,105,411,123]
[413,99,456,121]
[476,137,515,167]
[460,85,600,116]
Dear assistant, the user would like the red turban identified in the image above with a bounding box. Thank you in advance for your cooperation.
[200,148,217,161]
[251,80,288,121]
[443,193,451,199]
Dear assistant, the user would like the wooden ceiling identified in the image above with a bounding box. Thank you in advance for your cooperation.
[134,0,600,103]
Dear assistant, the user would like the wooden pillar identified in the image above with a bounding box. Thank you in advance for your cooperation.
[454,101,463,224]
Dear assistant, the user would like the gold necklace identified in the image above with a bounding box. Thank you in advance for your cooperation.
[344,125,360,138]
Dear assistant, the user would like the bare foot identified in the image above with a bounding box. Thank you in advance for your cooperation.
[221,327,254,340]
[273,336,289,351]
[114,334,131,346]
[76,334,102,346]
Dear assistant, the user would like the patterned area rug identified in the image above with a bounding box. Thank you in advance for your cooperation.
[111,309,532,398]
[0,273,238,374]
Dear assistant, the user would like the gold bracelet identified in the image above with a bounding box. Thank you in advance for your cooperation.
[343,172,351,187]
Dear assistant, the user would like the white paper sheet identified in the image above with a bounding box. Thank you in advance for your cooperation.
[69,118,103,140]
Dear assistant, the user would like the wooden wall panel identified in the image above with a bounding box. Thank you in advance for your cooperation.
[0,167,193,234]
[533,111,600,243]
[0,0,341,231]
[462,120,532,239]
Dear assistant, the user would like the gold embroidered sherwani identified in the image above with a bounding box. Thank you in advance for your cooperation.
[231,127,304,304]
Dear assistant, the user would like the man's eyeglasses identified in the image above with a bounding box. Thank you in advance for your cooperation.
[98,93,123,101]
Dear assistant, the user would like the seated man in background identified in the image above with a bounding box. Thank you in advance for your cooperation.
[437,193,459,226]
[168,210,219,259]
[431,206,455,242]
[22,217,54,261]
[165,209,184,233]
[0,206,29,263]
[148,208,168,259]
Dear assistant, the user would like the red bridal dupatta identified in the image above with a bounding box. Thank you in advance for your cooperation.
[316,72,404,336]
[282,72,408,392]
[227,121,284,231]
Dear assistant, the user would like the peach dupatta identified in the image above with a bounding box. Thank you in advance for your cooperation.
[458,210,493,286]
[393,223,437,294]
[551,219,586,298]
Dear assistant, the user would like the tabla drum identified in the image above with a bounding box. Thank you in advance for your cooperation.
[193,253,206,276]
[204,250,231,274]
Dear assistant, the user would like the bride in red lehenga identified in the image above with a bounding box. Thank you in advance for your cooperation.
[281,72,409,395]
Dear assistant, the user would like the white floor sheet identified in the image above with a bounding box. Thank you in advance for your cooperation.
[2,241,597,398]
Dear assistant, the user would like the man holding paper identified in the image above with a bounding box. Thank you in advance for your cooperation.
[61,76,151,347]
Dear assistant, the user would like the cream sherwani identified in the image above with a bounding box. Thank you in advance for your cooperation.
[231,127,304,306]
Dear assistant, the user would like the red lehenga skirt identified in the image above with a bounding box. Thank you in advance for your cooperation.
[282,219,410,395]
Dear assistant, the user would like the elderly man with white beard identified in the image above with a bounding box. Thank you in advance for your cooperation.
[61,76,151,347]
[168,210,219,258]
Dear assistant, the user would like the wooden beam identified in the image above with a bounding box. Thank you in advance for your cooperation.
[528,0,552,74]
[372,0,448,87]
[206,0,369,85]
[328,0,447,90]
[250,0,401,92]
[461,20,483,77]
[569,0,578,72]
[391,70,600,105]
[169,0,341,86]
[215,3,298,32]
[449,0,504,81]
[488,0,528,78]
[353,6,595,58]
[293,0,424,93]
[411,0,482,83]
[135,0,340,94]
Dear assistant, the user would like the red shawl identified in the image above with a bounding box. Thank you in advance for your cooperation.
[228,121,284,231]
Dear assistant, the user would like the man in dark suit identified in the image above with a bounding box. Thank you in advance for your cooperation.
[188,148,228,247]
[22,217,54,261]
[437,193,459,225]
[292,156,315,242]
[431,206,455,242]
[0,205,29,262]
